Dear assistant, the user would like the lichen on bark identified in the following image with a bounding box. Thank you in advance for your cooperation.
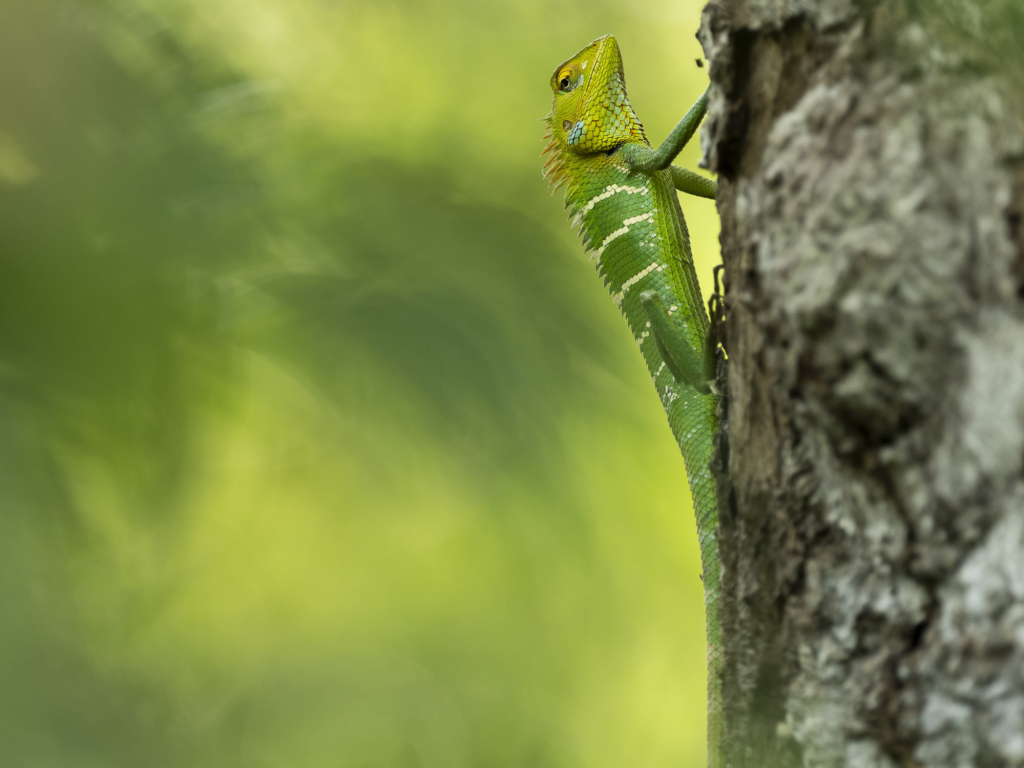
[698,1,1024,765]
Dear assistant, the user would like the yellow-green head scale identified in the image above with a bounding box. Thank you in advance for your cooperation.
[542,35,647,193]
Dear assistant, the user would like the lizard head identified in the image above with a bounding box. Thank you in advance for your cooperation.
[542,35,647,191]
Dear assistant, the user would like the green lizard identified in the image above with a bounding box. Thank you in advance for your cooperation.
[542,35,723,767]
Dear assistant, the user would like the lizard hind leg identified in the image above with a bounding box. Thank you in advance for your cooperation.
[640,290,712,395]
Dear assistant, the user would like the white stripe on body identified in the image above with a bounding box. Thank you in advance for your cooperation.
[623,212,651,226]
[612,261,658,306]
[590,222,631,265]
[581,184,649,215]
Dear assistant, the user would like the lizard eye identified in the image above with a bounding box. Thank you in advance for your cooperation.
[559,76,571,90]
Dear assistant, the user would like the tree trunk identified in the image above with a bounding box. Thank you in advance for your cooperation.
[698,2,1024,766]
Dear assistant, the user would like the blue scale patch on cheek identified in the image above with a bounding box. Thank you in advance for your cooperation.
[567,120,586,147]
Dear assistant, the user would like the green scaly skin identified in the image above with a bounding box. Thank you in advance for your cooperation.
[542,35,723,767]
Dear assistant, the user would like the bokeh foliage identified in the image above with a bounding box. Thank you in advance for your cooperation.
[0,0,719,765]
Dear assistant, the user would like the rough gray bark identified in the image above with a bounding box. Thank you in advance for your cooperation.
[698,1,1024,766]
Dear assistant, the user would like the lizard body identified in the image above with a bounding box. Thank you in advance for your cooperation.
[542,35,722,767]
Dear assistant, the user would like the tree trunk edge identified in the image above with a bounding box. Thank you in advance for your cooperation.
[699,2,1024,766]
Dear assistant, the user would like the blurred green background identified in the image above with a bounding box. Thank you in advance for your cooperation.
[0,0,719,765]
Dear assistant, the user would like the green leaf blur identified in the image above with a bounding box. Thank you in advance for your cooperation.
[0,1,720,765]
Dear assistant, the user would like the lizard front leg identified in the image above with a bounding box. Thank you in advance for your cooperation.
[620,89,709,171]
[671,166,717,200]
